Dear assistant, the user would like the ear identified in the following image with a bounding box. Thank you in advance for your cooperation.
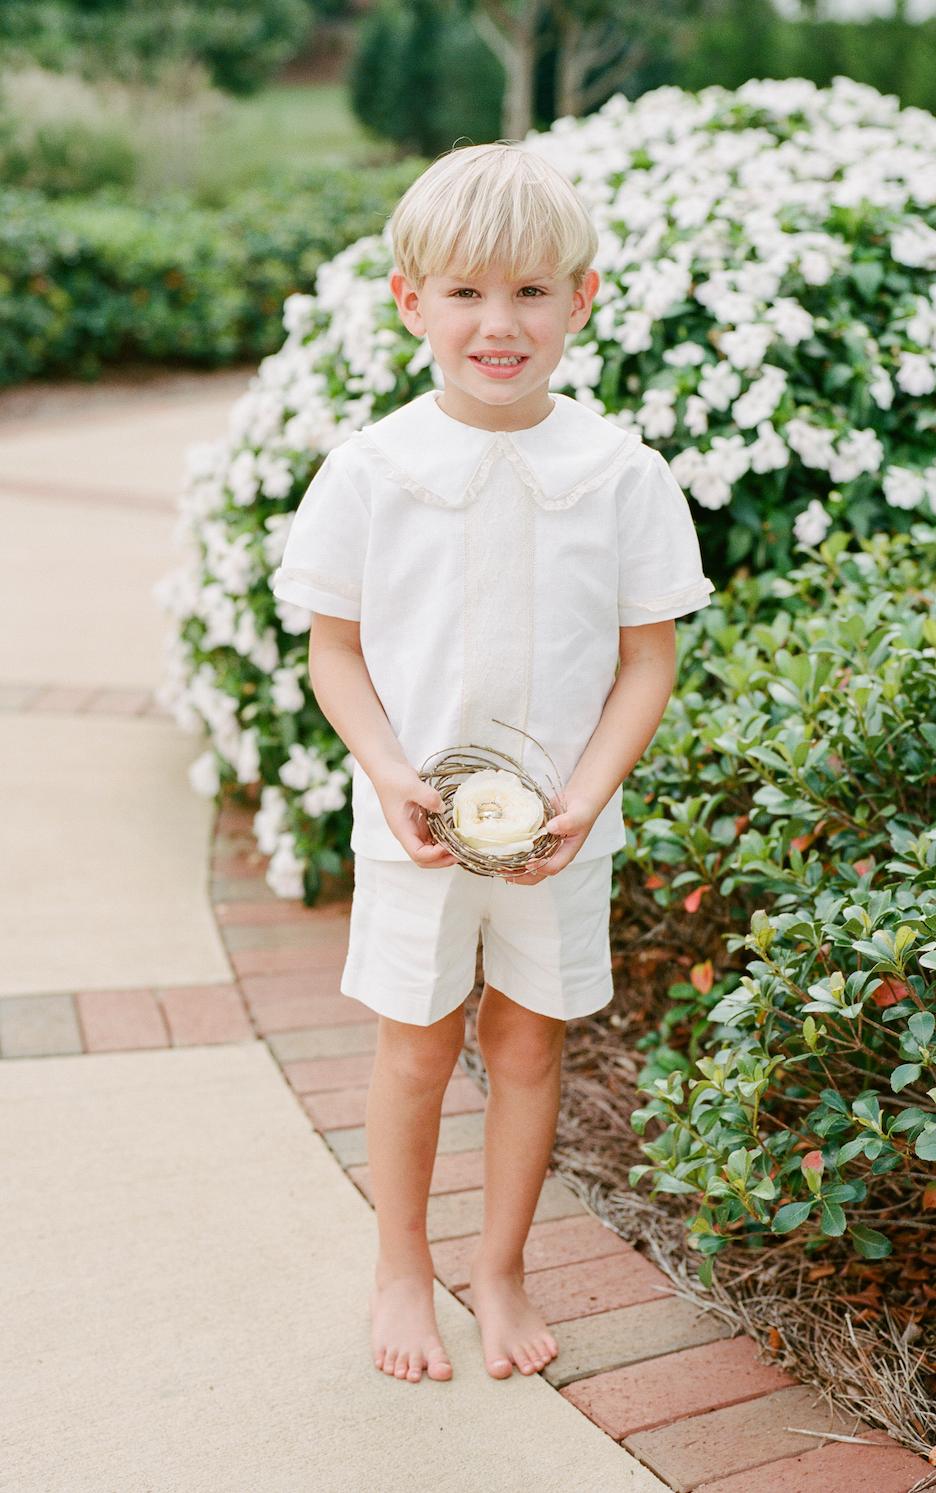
[389,270,426,339]
[569,267,600,332]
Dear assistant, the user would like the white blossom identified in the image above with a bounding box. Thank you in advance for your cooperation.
[785,418,836,472]
[266,832,305,899]
[636,388,677,439]
[253,785,288,855]
[895,351,936,397]
[829,428,884,484]
[189,750,220,797]
[684,395,709,436]
[883,466,926,510]
[271,667,305,713]
[794,499,832,547]
[698,361,742,412]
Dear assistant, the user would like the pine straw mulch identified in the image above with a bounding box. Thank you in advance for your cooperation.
[460,872,936,1481]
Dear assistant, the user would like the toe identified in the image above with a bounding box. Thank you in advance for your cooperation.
[406,1354,424,1382]
[487,1355,512,1379]
[394,1353,410,1378]
[374,1348,385,1370]
[426,1346,452,1380]
[382,1349,398,1376]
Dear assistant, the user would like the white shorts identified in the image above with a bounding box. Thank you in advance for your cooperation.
[339,853,615,1027]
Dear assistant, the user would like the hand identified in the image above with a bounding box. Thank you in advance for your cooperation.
[500,791,599,885]
[373,761,459,869]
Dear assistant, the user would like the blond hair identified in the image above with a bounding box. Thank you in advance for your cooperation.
[388,141,598,291]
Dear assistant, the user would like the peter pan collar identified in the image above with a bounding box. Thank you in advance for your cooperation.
[353,389,642,510]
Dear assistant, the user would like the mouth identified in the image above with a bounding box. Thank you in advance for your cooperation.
[469,354,529,378]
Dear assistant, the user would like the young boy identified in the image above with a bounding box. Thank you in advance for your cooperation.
[271,142,714,1385]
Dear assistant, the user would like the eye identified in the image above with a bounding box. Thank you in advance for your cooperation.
[449,286,547,298]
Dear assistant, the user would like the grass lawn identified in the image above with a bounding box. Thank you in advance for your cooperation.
[182,83,405,205]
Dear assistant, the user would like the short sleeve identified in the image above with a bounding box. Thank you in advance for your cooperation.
[270,449,370,621]
[617,449,716,626]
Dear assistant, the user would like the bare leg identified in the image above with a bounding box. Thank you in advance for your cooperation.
[468,982,564,1378]
[367,1001,466,1383]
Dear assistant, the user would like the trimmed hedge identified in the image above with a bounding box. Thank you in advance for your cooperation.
[0,161,424,384]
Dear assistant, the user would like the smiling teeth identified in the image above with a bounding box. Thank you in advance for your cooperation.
[476,356,522,365]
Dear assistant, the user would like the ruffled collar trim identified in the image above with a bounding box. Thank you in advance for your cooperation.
[352,390,642,510]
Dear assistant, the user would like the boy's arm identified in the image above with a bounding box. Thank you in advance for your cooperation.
[564,619,678,817]
[305,613,455,866]
[306,613,409,789]
[503,619,677,883]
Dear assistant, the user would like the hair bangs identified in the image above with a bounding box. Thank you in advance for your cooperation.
[389,142,598,291]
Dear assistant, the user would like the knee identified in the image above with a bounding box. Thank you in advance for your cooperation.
[378,1009,465,1091]
[478,1003,564,1088]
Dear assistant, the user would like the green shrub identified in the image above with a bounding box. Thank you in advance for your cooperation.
[625,524,936,1277]
[0,0,313,96]
[0,161,423,384]
[349,0,504,157]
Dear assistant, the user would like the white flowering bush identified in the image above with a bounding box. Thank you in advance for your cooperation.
[156,76,936,901]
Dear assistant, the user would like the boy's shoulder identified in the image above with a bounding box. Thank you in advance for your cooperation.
[333,391,656,512]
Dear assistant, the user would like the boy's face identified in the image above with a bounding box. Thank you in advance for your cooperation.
[389,259,600,429]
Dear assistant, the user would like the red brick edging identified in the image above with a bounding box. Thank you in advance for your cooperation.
[0,794,930,1492]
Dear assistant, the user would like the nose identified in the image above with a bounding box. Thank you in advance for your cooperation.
[478,297,521,338]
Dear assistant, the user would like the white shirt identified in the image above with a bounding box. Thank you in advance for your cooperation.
[272,389,715,861]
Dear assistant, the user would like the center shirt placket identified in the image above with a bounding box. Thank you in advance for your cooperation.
[459,435,536,774]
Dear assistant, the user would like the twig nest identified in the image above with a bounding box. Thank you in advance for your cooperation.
[417,719,566,878]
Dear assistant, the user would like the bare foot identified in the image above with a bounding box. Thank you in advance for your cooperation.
[371,1263,453,1383]
[468,1257,558,1379]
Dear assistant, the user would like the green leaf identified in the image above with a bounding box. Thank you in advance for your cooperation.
[908,1011,935,1046]
[914,1127,936,1162]
[849,1224,892,1259]
[820,1200,846,1236]
[891,1063,922,1093]
[772,1200,814,1234]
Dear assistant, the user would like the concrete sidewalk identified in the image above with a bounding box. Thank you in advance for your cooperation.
[0,371,670,1493]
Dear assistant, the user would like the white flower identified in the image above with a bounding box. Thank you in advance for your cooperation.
[283,293,317,337]
[451,770,545,856]
[663,341,706,367]
[267,832,305,899]
[793,499,832,547]
[891,220,936,269]
[883,465,926,510]
[720,324,774,372]
[274,597,312,635]
[189,750,220,797]
[748,422,789,473]
[617,311,654,354]
[895,351,936,397]
[271,667,305,714]
[559,340,603,389]
[235,727,260,784]
[279,744,329,791]
[698,362,742,412]
[636,388,677,439]
[301,775,347,817]
[764,299,814,346]
[684,395,709,436]
[868,365,894,410]
[785,418,836,471]
[829,428,884,484]
[254,786,288,855]
[731,366,786,429]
